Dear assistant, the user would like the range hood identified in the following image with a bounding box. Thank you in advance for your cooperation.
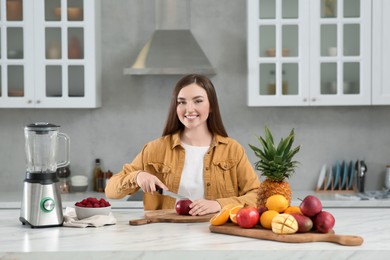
[124,0,216,75]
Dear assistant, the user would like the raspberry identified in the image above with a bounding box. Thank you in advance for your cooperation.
[87,197,99,204]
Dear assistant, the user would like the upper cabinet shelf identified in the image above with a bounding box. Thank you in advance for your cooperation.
[0,0,101,108]
[247,0,374,106]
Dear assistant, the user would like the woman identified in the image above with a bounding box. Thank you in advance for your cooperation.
[105,74,260,215]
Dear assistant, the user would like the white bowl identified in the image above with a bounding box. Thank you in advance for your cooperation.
[71,175,88,186]
[75,205,111,220]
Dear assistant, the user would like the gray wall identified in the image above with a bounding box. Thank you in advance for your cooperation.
[1,0,389,193]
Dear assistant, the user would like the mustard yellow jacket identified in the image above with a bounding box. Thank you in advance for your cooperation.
[105,132,260,210]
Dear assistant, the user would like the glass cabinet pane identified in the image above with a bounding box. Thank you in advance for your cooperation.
[282,63,298,95]
[322,0,337,18]
[45,28,62,59]
[67,0,84,21]
[343,62,359,94]
[343,24,360,56]
[344,0,360,18]
[7,28,23,59]
[282,0,298,18]
[260,64,276,95]
[8,65,24,97]
[68,66,84,97]
[259,0,275,19]
[45,0,61,21]
[46,66,62,97]
[68,28,84,59]
[282,25,298,57]
[321,24,337,56]
[260,26,276,57]
[321,63,337,95]
[6,0,23,21]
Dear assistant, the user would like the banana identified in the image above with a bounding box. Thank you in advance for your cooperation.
[271,213,298,234]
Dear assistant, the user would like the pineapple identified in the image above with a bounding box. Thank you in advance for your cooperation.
[249,126,301,208]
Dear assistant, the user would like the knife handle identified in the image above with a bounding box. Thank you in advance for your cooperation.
[155,185,163,194]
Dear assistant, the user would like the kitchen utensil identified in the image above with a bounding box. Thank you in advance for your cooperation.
[20,122,70,228]
[355,160,367,193]
[341,160,348,189]
[316,164,327,190]
[325,166,333,190]
[348,160,354,189]
[333,161,341,189]
[156,186,189,200]
[385,166,390,189]
[209,223,363,246]
[129,209,213,225]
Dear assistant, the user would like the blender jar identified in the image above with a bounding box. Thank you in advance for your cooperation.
[25,122,69,173]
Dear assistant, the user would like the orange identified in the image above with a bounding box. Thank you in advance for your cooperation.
[265,194,289,213]
[284,205,302,215]
[210,208,230,226]
[229,205,244,224]
[260,210,279,229]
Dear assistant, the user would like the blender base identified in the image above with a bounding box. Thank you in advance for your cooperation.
[20,181,64,228]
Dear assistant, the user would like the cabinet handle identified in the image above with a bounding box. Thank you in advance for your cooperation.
[27,100,32,104]
[311,98,316,102]
[36,100,41,104]
[303,98,307,102]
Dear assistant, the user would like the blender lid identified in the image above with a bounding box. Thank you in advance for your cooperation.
[26,122,60,131]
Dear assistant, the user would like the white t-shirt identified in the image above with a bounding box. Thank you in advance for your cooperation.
[177,143,209,201]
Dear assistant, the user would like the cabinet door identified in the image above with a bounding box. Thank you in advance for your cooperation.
[0,0,35,108]
[372,0,390,105]
[310,0,371,106]
[33,0,100,108]
[248,0,310,107]
[248,0,372,107]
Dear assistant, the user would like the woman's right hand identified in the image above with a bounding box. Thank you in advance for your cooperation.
[136,171,168,193]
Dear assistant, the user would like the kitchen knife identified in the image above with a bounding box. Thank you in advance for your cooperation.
[156,186,189,200]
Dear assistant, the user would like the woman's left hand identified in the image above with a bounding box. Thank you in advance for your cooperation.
[189,199,221,216]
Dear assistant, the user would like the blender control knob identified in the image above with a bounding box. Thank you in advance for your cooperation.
[41,198,55,212]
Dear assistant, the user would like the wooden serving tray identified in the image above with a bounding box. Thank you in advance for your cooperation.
[129,209,214,225]
[209,223,363,246]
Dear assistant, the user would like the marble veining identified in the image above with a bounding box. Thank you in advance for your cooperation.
[0,208,390,259]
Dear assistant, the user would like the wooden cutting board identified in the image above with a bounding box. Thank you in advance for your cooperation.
[129,209,214,225]
[209,223,364,246]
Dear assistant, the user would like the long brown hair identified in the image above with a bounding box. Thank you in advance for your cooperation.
[162,74,228,137]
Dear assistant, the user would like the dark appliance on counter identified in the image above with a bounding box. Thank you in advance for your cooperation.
[355,160,367,193]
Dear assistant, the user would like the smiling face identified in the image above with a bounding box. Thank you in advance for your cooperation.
[176,83,210,132]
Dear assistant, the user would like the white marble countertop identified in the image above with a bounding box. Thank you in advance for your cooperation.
[1,190,389,209]
[0,208,389,259]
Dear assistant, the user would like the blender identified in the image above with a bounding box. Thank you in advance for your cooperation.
[20,122,70,228]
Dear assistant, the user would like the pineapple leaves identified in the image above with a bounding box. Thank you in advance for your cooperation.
[249,126,301,181]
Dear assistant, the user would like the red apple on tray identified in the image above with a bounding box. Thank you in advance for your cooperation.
[312,211,335,233]
[175,199,192,215]
[299,195,322,217]
[236,206,260,228]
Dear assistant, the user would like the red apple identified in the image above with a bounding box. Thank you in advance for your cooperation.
[312,211,335,233]
[290,213,313,233]
[299,195,322,217]
[175,199,192,215]
[236,206,260,228]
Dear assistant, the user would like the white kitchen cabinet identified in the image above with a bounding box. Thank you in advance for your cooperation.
[372,0,390,105]
[247,0,372,106]
[0,0,101,108]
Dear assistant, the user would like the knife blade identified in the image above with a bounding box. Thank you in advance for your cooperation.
[156,186,189,200]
